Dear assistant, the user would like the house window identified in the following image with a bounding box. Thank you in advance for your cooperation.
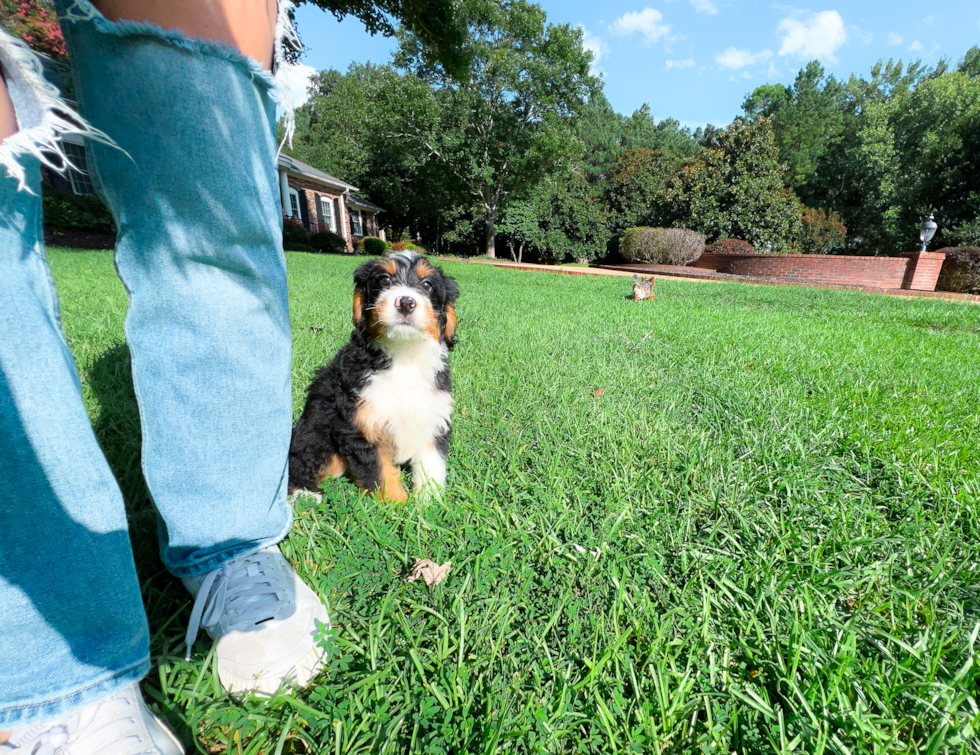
[288,188,300,217]
[63,142,95,195]
[320,197,335,232]
[350,208,364,236]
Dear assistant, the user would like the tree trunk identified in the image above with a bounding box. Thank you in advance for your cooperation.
[517,241,524,264]
[485,208,496,258]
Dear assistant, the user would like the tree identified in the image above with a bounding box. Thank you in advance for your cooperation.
[575,90,624,191]
[621,104,698,157]
[743,61,845,189]
[391,0,597,257]
[607,147,681,241]
[498,166,606,263]
[295,0,468,74]
[670,118,803,250]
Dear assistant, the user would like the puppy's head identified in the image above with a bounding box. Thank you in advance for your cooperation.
[352,251,459,349]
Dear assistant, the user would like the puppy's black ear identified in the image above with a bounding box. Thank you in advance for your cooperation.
[352,261,374,331]
[440,273,460,349]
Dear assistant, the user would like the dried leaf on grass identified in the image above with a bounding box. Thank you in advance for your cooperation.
[592,388,605,397]
[406,559,451,586]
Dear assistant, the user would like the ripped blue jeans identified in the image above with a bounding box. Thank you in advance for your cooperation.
[0,0,294,727]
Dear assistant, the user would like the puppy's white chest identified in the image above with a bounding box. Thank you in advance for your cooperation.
[357,340,452,464]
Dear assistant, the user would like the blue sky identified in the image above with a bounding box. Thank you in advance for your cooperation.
[285,1,980,128]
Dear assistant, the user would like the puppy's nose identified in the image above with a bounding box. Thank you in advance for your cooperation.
[395,296,416,315]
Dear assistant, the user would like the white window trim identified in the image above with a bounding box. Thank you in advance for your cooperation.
[320,196,336,232]
[350,208,364,236]
[287,188,300,218]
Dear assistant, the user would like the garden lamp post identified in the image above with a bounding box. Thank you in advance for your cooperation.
[919,213,937,252]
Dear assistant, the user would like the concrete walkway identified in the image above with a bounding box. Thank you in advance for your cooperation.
[438,257,980,305]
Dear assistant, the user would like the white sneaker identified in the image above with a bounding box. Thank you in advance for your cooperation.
[182,545,330,695]
[0,683,183,755]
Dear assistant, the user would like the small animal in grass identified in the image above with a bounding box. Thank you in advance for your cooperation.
[632,274,656,301]
[289,251,459,503]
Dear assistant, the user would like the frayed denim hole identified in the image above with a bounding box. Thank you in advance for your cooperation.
[59,0,298,151]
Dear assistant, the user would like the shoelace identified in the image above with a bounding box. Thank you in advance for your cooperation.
[0,695,143,755]
[184,551,289,661]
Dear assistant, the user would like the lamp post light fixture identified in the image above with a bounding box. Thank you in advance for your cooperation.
[919,213,938,252]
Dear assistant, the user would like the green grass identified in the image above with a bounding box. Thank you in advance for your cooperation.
[48,248,980,754]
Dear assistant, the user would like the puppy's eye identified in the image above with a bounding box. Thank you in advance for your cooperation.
[421,280,433,291]
[379,275,391,286]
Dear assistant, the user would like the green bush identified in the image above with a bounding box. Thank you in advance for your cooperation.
[935,246,980,294]
[309,231,348,254]
[361,236,387,255]
[42,185,115,233]
[620,227,706,266]
[282,221,311,246]
[799,206,847,254]
[283,242,318,252]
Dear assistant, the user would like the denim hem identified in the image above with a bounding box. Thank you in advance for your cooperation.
[165,508,295,578]
[57,0,298,143]
[0,655,149,728]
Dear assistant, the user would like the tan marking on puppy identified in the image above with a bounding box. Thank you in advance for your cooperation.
[316,454,346,484]
[416,259,433,278]
[380,258,397,275]
[353,289,366,327]
[353,401,406,502]
[444,303,457,344]
[378,452,408,502]
[412,296,440,342]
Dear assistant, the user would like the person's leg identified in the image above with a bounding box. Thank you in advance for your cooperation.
[56,0,293,576]
[55,0,327,692]
[0,32,149,728]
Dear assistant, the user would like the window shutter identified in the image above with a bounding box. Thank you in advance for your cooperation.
[299,190,311,229]
[334,198,341,234]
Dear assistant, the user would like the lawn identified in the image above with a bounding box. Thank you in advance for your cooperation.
[48,249,980,754]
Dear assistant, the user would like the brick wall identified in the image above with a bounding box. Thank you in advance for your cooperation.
[899,252,946,291]
[283,176,380,252]
[284,176,352,251]
[691,253,917,290]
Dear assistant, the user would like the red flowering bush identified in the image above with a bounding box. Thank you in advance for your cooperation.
[1,0,66,59]
[799,206,847,255]
[705,238,755,255]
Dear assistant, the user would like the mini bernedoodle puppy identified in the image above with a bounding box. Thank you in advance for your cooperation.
[289,251,459,502]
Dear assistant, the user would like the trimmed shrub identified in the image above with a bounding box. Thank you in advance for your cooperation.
[283,242,317,252]
[935,247,980,294]
[361,236,387,255]
[800,207,847,254]
[282,220,311,246]
[620,227,706,266]
[309,231,347,254]
[42,185,115,233]
[705,238,755,255]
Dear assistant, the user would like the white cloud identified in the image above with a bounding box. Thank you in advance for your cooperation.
[689,0,718,15]
[777,10,847,63]
[888,32,903,45]
[715,46,772,69]
[609,8,672,45]
[280,63,317,110]
[665,58,695,69]
[578,25,610,74]
[909,39,923,51]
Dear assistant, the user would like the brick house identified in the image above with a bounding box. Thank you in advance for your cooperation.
[277,155,384,252]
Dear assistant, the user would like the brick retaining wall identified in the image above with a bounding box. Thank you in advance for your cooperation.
[689,252,945,291]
